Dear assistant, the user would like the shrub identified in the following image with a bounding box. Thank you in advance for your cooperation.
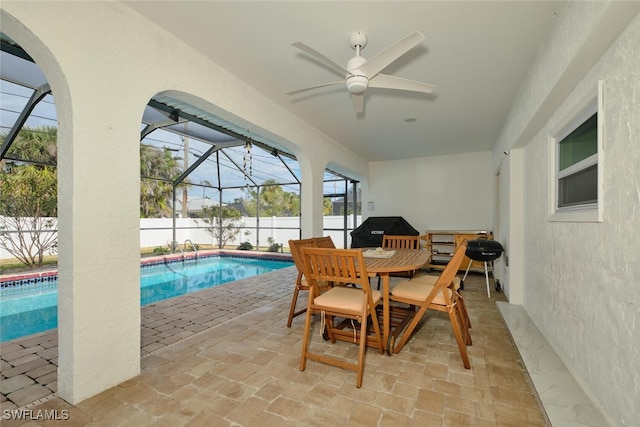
[267,243,281,252]
[237,241,253,250]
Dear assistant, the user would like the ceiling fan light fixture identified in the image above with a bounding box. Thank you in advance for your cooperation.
[346,74,368,94]
[289,31,432,114]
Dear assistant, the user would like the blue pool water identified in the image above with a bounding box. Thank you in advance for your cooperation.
[0,256,291,342]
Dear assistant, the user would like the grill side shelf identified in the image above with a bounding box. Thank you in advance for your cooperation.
[424,230,494,272]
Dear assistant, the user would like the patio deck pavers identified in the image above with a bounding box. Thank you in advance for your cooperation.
[0,266,547,426]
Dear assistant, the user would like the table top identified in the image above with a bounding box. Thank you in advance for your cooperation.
[361,248,429,274]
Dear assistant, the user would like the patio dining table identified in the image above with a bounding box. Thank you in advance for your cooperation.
[361,247,430,353]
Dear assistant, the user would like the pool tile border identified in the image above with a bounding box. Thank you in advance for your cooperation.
[0,249,292,289]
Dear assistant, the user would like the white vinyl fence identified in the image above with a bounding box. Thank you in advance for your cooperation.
[0,215,362,261]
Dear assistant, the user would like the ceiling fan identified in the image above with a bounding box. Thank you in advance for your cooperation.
[287,31,435,114]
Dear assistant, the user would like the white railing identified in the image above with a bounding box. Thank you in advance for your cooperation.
[184,239,198,258]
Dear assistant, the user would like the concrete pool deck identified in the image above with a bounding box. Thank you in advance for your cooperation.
[1,267,549,426]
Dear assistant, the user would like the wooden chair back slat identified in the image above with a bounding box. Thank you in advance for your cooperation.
[314,236,336,248]
[382,234,419,249]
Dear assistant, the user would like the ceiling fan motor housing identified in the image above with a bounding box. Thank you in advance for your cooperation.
[346,74,368,94]
[346,55,368,94]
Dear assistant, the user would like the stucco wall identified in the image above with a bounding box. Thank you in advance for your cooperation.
[523,14,639,425]
[368,151,493,234]
[494,1,640,424]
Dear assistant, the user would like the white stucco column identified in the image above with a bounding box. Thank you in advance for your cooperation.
[55,97,141,404]
[504,147,525,305]
[0,5,133,406]
[296,151,327,238]
[0,3,143,404]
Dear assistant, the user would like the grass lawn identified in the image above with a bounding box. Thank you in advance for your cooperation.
[0,255,59,275]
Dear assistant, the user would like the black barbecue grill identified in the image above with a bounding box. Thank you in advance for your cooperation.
[350,216,419,248]
[461,237,504,297]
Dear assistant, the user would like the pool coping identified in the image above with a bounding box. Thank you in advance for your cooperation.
[0,249,293,288]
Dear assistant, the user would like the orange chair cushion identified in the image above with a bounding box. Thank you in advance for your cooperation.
[314,286,381,312]
[301,278,331,290]
[391,281,453,306]
[407,274,461,290]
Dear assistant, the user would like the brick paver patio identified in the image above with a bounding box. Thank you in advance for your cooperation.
[1,266,547,426]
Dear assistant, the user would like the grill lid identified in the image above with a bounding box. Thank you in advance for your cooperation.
[465,238,504,262]
[350,216,419,248]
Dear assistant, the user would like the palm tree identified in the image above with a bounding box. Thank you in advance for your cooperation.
[140,145,182,218]
[2,125,58,164]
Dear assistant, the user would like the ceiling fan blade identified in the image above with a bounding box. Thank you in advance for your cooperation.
[359,31,425,79]
[292,42,351,77]
[351,93,364,114]
[368,74,435,93]
[286,81,343,96]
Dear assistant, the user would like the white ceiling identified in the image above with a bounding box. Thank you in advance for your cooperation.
[123,1,564,162]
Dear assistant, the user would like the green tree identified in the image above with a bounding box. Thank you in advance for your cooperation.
[140,145,182,218]
[323,197,333,215]
[199,204,243,248]
[0,127,185,268]
[244,180,301,216]
[242,189,257,217]
[284,191,301,216]
[3,126,58,164]
[0,126,58,267]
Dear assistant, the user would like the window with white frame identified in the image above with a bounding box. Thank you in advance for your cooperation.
[550,81,603,222]
[556,108,598,210]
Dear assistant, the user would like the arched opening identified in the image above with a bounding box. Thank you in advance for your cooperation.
[0,27,68,405]
[138,94,361,251]
[0,32,363,406]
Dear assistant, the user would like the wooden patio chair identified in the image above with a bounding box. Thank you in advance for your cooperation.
[405,274,470,330]
[313,235,336,248]
[376,234,421,289]
[389,241,472,368]
[299,247,383,388]
[287,236,338,327]
[287,238,322,327]
[382,234,420,250]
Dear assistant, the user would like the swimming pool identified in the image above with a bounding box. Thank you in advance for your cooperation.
[0,254,292,342]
